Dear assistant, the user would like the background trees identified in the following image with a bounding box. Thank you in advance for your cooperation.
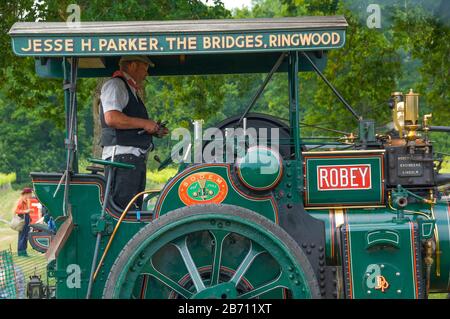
[0,0,448,185]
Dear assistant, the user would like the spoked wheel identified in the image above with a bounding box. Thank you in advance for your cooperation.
[103,204,320,299]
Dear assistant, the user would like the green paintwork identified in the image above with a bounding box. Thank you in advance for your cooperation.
[304,154,384,206]
[418,219,435,239]
[10,17,450,299]
[358,120,376,144]
[429,200,450,292]
[9,18,347,78]
[90,213,114,235]
[185,179,221,201]
[236,147,282,191]
[36,237,50,247]
[391,185,409,210]
[309,199,450,294]
[342,221,420,299]
[32,176,148,299]
[288,52,303,195]
[11,30,345,57]
[366,229,401,249]
[155,164,278,223]
[109,212,314,299]
[33,51,329,79]
[31,159,450,299]
[88,158,135,169]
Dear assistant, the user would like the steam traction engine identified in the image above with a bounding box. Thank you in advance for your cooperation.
[111,88,447,299]
[8,17,449,299]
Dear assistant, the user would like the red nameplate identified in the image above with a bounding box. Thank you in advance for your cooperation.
[317,164,371,190]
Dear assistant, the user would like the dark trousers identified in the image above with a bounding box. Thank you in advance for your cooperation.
[105,154,147,210]
[18,214,30,253]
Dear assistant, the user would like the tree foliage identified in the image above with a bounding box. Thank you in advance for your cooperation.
[0,0,231,180]
[0,0,448,182]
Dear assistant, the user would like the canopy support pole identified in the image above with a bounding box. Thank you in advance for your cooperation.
[61,57,79,216]
[300,51,361,121]
[44,58,79,272]
[288,51,303,194]
[237,52,287,127]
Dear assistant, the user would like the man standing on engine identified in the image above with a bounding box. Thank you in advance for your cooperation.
[100,55,168,210]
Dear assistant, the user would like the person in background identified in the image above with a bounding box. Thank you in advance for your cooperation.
[28,194,41,225]
[14,187,33,257]
[42,206,56,233]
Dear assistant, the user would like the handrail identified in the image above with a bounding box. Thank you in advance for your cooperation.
[92,189,161,281]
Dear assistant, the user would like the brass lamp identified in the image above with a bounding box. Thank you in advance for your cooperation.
[27,275,44,299]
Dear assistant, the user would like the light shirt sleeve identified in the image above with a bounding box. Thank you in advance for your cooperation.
[100,78,129,113]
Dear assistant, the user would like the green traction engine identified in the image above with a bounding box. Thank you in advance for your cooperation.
[8,17,449,299]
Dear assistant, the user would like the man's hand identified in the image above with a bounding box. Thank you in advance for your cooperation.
[142,119,160,134]
[155,126,169,138]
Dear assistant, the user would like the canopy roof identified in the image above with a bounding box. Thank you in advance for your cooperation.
[9,16,348,77]
[10,16,347,36]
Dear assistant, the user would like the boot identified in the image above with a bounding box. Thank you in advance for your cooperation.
[18,250,29,257]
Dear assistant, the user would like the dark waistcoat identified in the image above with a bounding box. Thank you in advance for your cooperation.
[100,76,152,149]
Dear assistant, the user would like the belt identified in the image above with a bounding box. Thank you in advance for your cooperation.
[106,153,147,162]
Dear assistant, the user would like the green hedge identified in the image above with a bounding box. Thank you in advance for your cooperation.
[0,173,16,187]
[146,168,177,187]
[441,157,450,174]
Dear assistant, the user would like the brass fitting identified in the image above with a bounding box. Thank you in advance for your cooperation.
[423,113,432,130]
[390,89,421,141]
[391,92,404,137]
[424,239,434,267]
[344,132,356,143]
[423,239,434,294]
[404,89,420,141]
[405,89,419,126]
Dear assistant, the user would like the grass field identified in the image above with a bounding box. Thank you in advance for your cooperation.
[0,188,21,252]
[1,188,51,298]
[10,248,50,282]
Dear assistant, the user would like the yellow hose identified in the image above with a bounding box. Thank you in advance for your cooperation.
[93,189,160,281]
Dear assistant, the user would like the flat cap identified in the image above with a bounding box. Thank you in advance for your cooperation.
[119,55,155,67]
[21,187,32,194]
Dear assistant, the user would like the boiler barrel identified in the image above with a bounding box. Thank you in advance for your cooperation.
[309,199,450,293]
